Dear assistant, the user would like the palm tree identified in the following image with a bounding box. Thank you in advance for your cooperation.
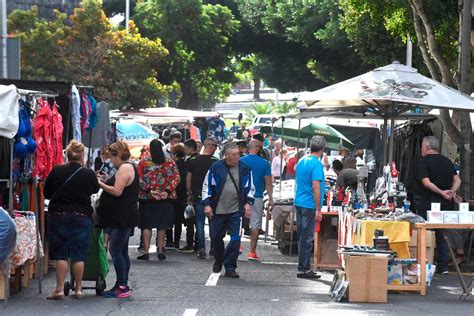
[245,102,274,122]
[274,101,297,115]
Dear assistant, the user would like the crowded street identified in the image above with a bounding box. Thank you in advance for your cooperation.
[2,1,474,315]
[5,231,473,315]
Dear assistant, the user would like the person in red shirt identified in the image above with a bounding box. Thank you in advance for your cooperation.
[286,150,305,180]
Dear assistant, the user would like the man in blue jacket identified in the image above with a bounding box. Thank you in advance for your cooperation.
[202,142,255,278]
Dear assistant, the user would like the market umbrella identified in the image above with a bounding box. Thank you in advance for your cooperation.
[116,121,159,159]
[260,119,354,150]
[298,61,474,163]
[116,121,158,141]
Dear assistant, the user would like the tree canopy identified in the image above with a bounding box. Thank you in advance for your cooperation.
[134,0,240,109]
[8,0,169,109]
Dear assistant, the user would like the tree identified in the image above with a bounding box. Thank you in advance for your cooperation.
[8,0,170,108]
[245,102,274,122]
[339,0,472,199]
[134,0,240,109]
[234,0,369,93]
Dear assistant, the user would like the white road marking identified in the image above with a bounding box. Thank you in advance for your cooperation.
[261,261,298,265]
[205,273,221,286]
[183,309,199,316]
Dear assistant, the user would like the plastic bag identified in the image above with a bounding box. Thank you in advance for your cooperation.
[184,204,196,219]
[0,207,17,264]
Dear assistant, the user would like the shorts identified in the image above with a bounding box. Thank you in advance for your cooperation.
[48,214,92,262]
[139,200,175,230]
[250,198,264,230]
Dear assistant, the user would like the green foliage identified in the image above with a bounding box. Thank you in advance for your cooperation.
[7,0,170,108]
[245,102,274,122]
[274,101,297,115]
[135,0,240,109]
[338,0,459,72]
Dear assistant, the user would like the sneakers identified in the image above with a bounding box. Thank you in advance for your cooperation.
[174,241,181,249]
[197,249,206,259]
[103,286,131,298]
[248,252,261,261]
[213,262,223,273]
[437,268,449,275]
[177,245,195,254]
[297,270,321,279]
[158,253,166,261]
[137,253,149,260]
[224,271,240,278]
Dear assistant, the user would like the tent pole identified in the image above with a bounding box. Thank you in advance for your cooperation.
[388,115,395,165]
[382,116,388,166]
[296,117,301,153]
[279,116,285,193]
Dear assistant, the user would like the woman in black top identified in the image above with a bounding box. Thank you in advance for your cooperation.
[97,141,139,299]
[44,140,100,300]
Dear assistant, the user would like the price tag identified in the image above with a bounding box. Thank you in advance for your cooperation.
[431,203,441,211]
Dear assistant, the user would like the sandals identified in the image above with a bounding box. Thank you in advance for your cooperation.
[74,290,84,299]
[46,290,65,300]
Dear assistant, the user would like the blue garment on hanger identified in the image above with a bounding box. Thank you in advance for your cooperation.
[87,95,98,130]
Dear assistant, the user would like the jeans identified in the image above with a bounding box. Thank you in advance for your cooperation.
[296,206,316,273]
[194,202,206,251]
[210,211,242,272]
[109,228,131,287]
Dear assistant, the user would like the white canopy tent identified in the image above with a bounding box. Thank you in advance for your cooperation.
[298,61,474,164]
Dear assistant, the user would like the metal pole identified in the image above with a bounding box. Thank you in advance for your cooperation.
[388,115,395,164]
[0,0,7,78]
[296,117,302,153]
[279,116,285,193]
[381,116,388,167]
[125,0,130,30]
[406,34,413,67]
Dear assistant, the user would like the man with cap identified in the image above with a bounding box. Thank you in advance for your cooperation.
[294,136,326,279]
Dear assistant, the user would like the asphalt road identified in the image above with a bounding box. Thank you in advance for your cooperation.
[4,229,474,315]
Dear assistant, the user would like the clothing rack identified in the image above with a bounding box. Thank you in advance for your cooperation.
[0,89,47,306]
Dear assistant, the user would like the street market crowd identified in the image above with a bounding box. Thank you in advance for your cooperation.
[42,121,462,300]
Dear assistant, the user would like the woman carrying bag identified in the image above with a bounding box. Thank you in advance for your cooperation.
[44,140,100,300]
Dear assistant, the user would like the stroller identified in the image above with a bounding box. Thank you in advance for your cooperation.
[64,227,109,296]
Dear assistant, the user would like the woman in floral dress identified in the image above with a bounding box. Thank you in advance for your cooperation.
[137,139,180,261]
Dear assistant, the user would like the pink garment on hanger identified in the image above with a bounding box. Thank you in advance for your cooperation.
[51,102,64,166]
[33,99,53,179]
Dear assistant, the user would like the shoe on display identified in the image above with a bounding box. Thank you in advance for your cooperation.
[296,270,321,279]
[224,271,240,278]
[247,252,261,261]
[197,249,206,259]
[177,245,195,253]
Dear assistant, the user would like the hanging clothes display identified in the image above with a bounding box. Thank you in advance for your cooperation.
[82,101,111,149]
[51,102,64,166]
[71,85,82,142]
[33,99,53,180]
[207,117,226,144]
[0,84,20,139]
[88,95,98,130]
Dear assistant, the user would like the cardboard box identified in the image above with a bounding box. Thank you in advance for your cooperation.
[458,212,473,224]
[344,255,388,303]
[443,211,459,224]
[409,230,435,263]
[320,239,339,264]
[427,211,443,223]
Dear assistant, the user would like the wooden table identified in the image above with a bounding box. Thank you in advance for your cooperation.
[415,223,474,298]
[314,212,340,270]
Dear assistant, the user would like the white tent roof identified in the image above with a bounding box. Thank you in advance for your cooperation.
[298,61,474,111]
